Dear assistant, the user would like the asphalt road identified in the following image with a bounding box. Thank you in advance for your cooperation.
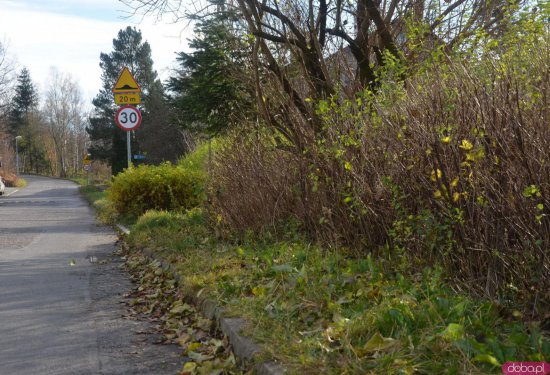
[0,175,181,374]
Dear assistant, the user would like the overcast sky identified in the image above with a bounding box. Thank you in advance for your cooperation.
[0,0,192,106]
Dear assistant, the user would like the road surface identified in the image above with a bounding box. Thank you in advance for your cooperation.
[0,175,181,374]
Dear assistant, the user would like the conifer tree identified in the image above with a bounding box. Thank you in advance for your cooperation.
[87,26,185,174]
[9,67,38,137]
[167,6,253,136]
[9,68,47,173]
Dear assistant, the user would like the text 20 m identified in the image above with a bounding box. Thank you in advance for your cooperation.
[115,94,140,104]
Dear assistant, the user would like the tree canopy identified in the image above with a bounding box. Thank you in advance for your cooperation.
[167,8,253,136]
[87,26,186,174]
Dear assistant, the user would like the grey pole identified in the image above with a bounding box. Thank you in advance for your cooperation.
[127,131,131,169]
[15,136,22,177]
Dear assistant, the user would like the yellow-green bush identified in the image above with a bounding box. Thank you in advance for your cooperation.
[108,163,205,217]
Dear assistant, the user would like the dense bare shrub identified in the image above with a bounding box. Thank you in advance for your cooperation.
[211,18,549,313]
[210,128,303,231]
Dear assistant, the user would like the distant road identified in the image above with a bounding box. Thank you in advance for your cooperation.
[0,175,181,374]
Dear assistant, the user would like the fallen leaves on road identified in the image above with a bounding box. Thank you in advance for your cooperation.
[121,246,248,375]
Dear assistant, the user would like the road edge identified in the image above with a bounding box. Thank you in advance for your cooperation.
[115,224,286,375]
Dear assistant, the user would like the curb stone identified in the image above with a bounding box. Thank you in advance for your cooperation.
[115,224,286,375]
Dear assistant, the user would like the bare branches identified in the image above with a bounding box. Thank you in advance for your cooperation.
[257,3,309,49]
[364,0,401,61]
[0,41,15,113]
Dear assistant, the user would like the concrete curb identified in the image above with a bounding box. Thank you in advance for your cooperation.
[116,223,130,235]
[115,224,286,375]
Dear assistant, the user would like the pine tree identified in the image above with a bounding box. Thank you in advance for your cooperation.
[9,67,38,136]
[9,68,47,173]
[87,26,184,174]
[167,7,253,136]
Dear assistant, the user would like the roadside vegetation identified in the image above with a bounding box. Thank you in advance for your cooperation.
[80,1,548,373]
[85,139,549,374]
[2,173,27,188]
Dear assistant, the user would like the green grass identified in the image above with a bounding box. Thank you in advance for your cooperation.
[68,177,88,186]
[79,185,121,224]
[83,144,549,373]
[125,209,549,374]
[80,185,105,202]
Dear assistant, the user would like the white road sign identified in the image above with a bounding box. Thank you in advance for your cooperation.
[115,105,141,131]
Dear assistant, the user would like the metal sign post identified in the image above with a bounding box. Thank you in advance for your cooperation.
[114,105,141,169]
[127,132,131,169]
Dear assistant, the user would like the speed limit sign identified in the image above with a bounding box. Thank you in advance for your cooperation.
[115,105,142,131]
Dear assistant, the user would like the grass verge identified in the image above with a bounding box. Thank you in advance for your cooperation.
[79,185,123,225]
[123,209,549,374]
[78,149,548,374]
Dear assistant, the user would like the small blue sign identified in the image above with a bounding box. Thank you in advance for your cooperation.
[133,154,146,160]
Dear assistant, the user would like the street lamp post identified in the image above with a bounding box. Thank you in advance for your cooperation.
[15,136,22,177]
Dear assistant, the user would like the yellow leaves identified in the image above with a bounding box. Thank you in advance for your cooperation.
[180,361,197,374]
[432,174,461,202]
[476,195,488,207]
[344,161,352,171]
[459,139,473,151]
[450,177,459,188]
[252,286,266,297]
[440,136,452,144]
[441,323,464,341]
[235,247,245,257]
[465,147,485,162]
[355,332,397,356]
[430,169,442,182]
[473,354,501,367]
[523,185,541,198]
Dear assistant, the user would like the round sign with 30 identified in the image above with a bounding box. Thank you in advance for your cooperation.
[115,105,142,131]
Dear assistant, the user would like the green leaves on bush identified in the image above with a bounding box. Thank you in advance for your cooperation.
[108,163,205,217]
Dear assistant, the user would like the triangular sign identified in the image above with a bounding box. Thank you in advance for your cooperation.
[112,67,141,93]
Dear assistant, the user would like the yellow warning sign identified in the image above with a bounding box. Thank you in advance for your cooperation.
[112,67,141,93]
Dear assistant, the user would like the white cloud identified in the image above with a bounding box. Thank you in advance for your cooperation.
[0,1,192,107]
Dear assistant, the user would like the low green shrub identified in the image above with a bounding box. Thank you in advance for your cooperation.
[108,163,205,218]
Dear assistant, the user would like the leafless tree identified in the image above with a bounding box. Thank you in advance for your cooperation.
[0,41,15,114]
[42,68,85,177]
[122,0,519,147]
[0,41,16,174]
